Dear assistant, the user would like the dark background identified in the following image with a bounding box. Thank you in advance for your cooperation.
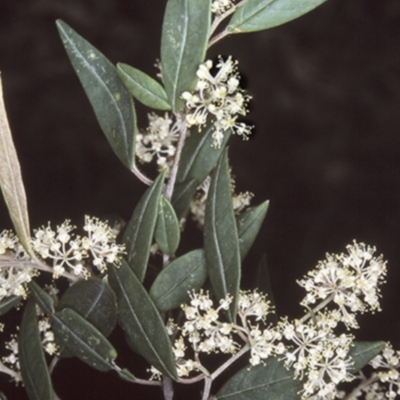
[1,0,400,398]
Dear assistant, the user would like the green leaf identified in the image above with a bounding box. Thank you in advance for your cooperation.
[161,0,211,111]
[349,341,385,374]
[0,295,21,316]
[57,278,117,337]
[237,200,269,261]
[0,78,33,256]
[216,358,302,399]
[19,299,54,400]
[171,178,199,220]
[56,20,137,169]
[154,196,181,255]
[117,368,136,383]
[123,171,165,281]
[108,260,177,380]
[227,0,328,33]
[150,249,207,311]
[176,126,231,184]
[117,63,170,111]
[204,150,241,322]
[172,125,231,220]
[29,281,55,315]
[51,307,117,372]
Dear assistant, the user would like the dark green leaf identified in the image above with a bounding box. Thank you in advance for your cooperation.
[51,307,117,372]
[29,281,54,315]
[171,178,199,220]
[19,299,54,400]
[117,63,170,111]
[204,150,241,322]
[227,0,328,33]
[154,196,181,255]
[161,0,211,111]
[123,171,165,281]
[348,341,385,374]
[176,126,231,184]
[0,295,21,316]
[108,260,177,380]
[57,278,117,337]
[56,20,137,169]
[150,249,207,311]
[216,358,302,399]
[172,125,231,220]
[237,200,269,261]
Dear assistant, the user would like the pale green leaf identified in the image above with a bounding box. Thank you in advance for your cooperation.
[123,171,165,281]
[56,20,137,169]
[216,358,301,399]
[150,249,207,311]
[237,200,269,261]
[117,63,170,110]
[227,0,328,33]
[161,0,211,111]
[52,307,117,372]
[154,196,181,255]
[349,341,386,374]
[19,299,54,400]
[57,278,117,337]
[204,150,240,322]
[108,260,177,380]
[0,77,33,256]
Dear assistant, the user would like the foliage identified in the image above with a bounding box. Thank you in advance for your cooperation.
[0,1,398,399]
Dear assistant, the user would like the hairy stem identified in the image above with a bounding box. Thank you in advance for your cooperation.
[131,164,153,186]
[162,375,174,400]
[0,361,22,382]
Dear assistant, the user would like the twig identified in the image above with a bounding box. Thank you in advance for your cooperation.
[131,164,153,186]
[163,115,188,202]
[162,375,174,400]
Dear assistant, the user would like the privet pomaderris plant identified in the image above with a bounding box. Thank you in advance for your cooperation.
[0,1,397,399]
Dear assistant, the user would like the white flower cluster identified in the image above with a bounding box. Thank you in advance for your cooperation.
[152,242,390,399]
[211,0,236,14]
[298,241,387,329]
[280,316,353,399]
[182,56,252,148]
[0,230,36,301]
[135,112,181,171]
[32,216,125,278]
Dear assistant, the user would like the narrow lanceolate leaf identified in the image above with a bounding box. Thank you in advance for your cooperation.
[154,196,180,255]
[204,150,241,322]
[237,200,269,261]
[0,77,32,256]
[123,171,165,281]
[29,281,55,316]
[117,63,170,111]
[51,307,117,372]
[172,125,231,220]
[150,249,207,312]
[176,125,231,184]
[108,260,177,380]
[171,178,199,221]
[161,0,211,111]
[349,341,386,374]
[216,358,302,399]
[56,20,137,169]
[0,295,21,316]
[57,278,117,337]
[227,0,328,33]
[19,299,54,400]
